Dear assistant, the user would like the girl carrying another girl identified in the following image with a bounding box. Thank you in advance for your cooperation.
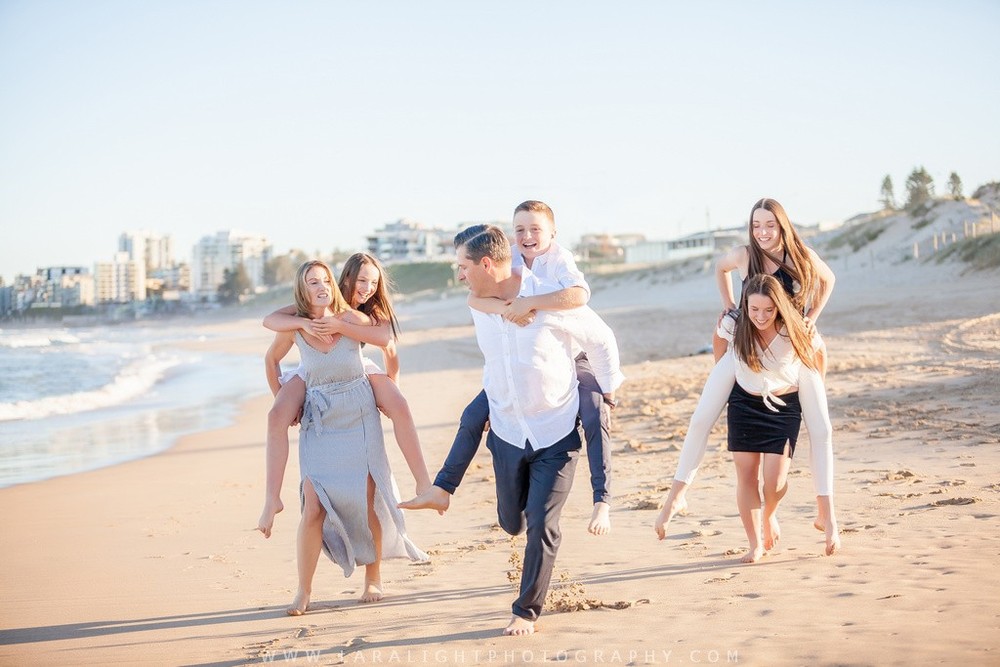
[256,259,428,613]
[655,198,839,555]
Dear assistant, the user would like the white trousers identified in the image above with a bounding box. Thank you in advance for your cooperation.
[672,354,835,496]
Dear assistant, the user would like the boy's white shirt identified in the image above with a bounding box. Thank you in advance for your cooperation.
[520,240,591,298]
[513,240,603,362]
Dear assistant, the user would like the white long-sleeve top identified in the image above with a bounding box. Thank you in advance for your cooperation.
[718,315,818,412]
[472,267,625,450]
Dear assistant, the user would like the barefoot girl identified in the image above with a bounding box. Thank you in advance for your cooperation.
[655,198,839,554]
[256,260,427,613]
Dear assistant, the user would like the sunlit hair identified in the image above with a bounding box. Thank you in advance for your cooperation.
[732,274,817,373]
[513,200,555,225]
[339,252,399,340]
[454,224,511,265]
[747,198,816,313]
[293,260,350,318]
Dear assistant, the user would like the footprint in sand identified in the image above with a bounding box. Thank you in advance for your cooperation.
[931,497,980,506]
[885,470,920,482]
[705,571,740,583]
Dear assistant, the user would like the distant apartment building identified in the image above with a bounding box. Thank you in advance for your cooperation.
[576,233,647,262]
[366,219,458,263]
[191,230,272,298]
[119,230,174,271]
[623,229,744,264]
[35,266,96,308]
[95,252,147,303]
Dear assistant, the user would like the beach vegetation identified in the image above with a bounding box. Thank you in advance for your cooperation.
[934,232,1000,271]
[824,220,890,252]
[905,166,935,210]
[384,261,455,294]
[880,174,897,210]
[948,172,964,200]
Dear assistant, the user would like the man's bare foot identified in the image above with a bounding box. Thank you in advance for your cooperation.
[763,514,781,551]
[286,590,310,616]
[398,485,450,513]
[359,579,384,603]
[588,502,611,536]
[740,545,765,564]
[503,615,535,636]
[653,493,688,540]
[257,498,284,539]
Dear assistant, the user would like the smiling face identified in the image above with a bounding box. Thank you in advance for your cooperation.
[352,262,380,307]
[746,293,778,332]
[751,207,783,255]
[513,209,555,266]
[304,265,335,308]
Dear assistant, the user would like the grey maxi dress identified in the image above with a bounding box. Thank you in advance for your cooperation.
[295,332,427,576]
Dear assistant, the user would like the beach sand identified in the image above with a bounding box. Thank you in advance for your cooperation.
[2,256,999,666]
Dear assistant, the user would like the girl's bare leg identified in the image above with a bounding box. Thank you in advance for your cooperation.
[733,452,764,563]
[369,374,432,495]
[798,366,840,555]
[258,377,306,538]
[360,474,384,603]
[761,448,791,551]
[289,477,325,615]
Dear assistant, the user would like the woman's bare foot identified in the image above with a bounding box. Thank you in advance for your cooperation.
[503,615,535,636]
[815,496,840,555]
[740,544,765,564]
[588,502,611,536]
[286,590,310,616]
[398,485,450,513]
[763,513,781,551]
[653,489,688,540]
[825,523,841,556]
[257,498,284,539]
[359,579,384,604]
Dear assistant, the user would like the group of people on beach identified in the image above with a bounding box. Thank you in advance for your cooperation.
[254,197,841,636]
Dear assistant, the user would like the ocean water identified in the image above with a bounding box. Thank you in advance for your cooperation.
[0,323,266,488]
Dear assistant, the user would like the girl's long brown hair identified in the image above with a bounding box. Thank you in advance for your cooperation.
[293,260,350,318]
[746,198,817,313]
[338,253,400,340]
[732,274,817,373]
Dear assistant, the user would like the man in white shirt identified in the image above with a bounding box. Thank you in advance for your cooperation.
[446,224,624,636]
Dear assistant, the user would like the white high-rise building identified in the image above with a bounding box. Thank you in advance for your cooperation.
[119,231,174,271]
[191,230,272,297]
[95,252,147,304]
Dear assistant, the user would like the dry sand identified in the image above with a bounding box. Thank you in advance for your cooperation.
[2,255,999,666]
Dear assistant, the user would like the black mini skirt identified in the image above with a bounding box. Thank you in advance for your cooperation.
[727,382,801,457]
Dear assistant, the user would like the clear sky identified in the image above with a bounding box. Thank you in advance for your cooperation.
[1,0,998,283]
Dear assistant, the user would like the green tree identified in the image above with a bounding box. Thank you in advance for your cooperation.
[218,263,252,304]
[947,172,963,200]
[264,251,307,286]
[879,174,896,210]
[904,166,935,210]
